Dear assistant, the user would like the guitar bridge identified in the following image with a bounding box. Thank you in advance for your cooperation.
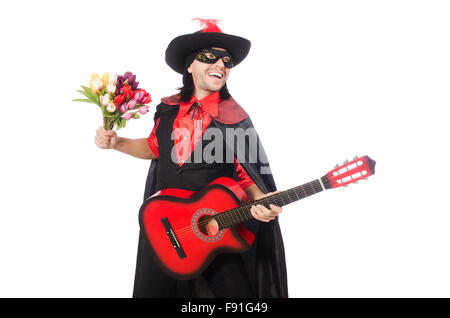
[161,217,186,260]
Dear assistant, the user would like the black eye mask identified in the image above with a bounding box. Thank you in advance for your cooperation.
[194,48,234,68]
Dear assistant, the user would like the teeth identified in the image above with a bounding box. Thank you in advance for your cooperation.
[208,72,222,78]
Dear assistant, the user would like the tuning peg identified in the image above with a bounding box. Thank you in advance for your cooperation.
[343,159,349,164]
[334,164,339,169]
[363,177,368,181]
[353,155,359,160]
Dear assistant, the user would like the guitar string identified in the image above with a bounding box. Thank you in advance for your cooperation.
[173,183,322,242]
[174,201,306,241]
[172,180,326,240]
[172,174,368,243]
[171,180,325,239]
[172,179,325,239]
[172,181,321,239]
[160,163,370,242]
[174,168,371,240]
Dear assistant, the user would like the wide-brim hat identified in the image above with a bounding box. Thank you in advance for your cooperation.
[165,19,251,74]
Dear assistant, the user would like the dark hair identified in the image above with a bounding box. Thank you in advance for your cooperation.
[178,69,231,103]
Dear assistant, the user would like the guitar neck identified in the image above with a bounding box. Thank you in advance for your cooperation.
[215,178,326,230]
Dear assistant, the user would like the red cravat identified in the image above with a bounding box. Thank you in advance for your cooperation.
[147,92,255,190]
[173,92,220,165]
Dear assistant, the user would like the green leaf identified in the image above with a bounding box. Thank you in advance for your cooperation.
[133,112,140,119]
[76,91,99,106]
[76,89,89,97]
[80,85,100,103]
[116,118,125,131]
[72,98,98,104]
[121,117,127,128]
[81,85,96,97]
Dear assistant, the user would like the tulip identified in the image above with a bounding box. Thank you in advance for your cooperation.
[89,73,103,93]
[127,96,138,109]
[116,71,139,94]
[108,74,118,85]
[134,90,144,102]
[138,106,149,114]
[120,103,128,114]
[121,84,132,98]
[142,95,152,104]
[122,112,134,120]
[106,83,116,94]
[114,94,126,107]
[136,89,151,104]
[107,103,116,113]
[100,94,110,106]
[102,73,109,86]
[123,71,138,89]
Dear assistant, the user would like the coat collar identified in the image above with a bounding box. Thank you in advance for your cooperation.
[160,93,249,124]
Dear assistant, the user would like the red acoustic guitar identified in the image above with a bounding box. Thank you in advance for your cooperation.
[139,155,376,279]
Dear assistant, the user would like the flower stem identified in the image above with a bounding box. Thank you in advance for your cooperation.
[103,117,114,130]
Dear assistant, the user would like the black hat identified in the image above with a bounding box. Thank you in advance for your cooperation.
[165,19,251,74]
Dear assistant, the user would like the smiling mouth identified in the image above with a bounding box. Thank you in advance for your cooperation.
[208,72,223,79]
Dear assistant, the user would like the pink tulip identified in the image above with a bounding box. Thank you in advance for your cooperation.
[135,91,144,102]
[122,112,134,120]
[138,106,149,114]
[120,103,128,113]
[127,97,138,109]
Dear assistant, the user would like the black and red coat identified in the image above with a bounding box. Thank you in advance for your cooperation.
[133,94,288,298]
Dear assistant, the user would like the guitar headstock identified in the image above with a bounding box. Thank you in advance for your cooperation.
[322,155,376,189]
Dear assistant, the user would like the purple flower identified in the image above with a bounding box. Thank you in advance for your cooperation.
[124,71,139,89]
[115,71,139,95]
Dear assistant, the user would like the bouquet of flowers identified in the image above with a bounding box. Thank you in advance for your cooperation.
[73,71,152,130]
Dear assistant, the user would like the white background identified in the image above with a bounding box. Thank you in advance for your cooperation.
[1,0,449,297]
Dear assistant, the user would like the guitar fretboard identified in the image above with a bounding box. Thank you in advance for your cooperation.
[214,178,326,230]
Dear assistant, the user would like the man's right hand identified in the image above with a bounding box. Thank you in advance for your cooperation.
[95,126,118,149]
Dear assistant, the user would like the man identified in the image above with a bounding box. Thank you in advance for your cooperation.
[95,19,288,297]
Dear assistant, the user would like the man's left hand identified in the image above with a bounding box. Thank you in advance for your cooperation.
[250,191,282,223]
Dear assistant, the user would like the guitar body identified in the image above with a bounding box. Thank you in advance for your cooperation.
[139,177,251,280]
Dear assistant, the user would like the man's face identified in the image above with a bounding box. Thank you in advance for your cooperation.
[187,47,231,97]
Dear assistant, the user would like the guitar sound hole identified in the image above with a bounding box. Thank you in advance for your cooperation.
[197,215,218,236]
[191,208,223,242]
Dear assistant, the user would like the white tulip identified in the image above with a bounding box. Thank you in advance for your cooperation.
[108,74,118,85]
[107,102,117,113]
[100,94,110,106]
[91,77,103,92]
[106,83,116,94]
